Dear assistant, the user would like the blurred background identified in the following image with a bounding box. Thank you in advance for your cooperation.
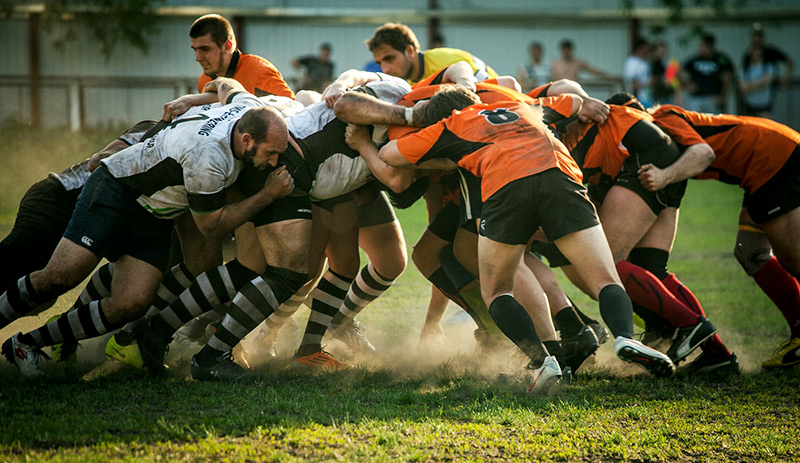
[1,0,799,130]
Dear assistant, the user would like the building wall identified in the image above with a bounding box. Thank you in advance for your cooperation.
[2,3,800,128]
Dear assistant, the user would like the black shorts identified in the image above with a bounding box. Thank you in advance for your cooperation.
[529,241,571,268]
[457,168,482,226]
[480,169,600,245]
[0,177,80,288]
[744,145,800,224]
[251,193,313,227]
[63,165,173,271]
[613,119,687,215]
[313,193,353,213]
[428,201,460,242]
[356,190,397,228]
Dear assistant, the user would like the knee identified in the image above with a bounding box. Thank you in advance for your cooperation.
[374,250,407,280]
[733,230,772,276]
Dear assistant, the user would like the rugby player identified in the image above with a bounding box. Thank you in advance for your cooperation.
[366,23,496,86]
[378,85,676,390]
[553,95,737,374]
[639,102,800,369]
[1,78,294,378]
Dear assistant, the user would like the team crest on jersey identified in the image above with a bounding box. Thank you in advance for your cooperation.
[479,108,520,125]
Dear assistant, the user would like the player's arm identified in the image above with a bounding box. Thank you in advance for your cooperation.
[546,78,589,98]
[321,69,382,107]
[541,79,608,124]
[494,75,522,92]
[439,61,478,90]
[162,92,219,121]
[638,143,715,191]
[191,166,294,239]
[203,77,250,105]
[637,114,715,191]
[345,124,415,193]
[377,138,457,171]
[87,139,132,172]
[334,92,427,127]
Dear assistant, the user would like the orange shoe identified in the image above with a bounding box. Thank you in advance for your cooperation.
[292,350,348,370]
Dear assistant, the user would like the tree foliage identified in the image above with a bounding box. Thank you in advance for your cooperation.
[2,0,165,59]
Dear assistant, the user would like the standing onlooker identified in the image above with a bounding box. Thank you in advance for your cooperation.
[739,46,776,117]
[292,43,335,93]
[551,39,614,83]
[680,33,734,113]
[518,41,551,93]
[745,23,794,88]
[622,37,652,106]
[650,40,681,106]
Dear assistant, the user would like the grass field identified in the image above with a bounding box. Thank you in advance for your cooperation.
[0,126,798,462]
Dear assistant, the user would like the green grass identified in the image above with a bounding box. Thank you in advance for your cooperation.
[0,127,799,462]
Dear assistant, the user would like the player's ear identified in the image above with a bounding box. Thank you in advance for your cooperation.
[404,44,416,59]
[223,39,234,54]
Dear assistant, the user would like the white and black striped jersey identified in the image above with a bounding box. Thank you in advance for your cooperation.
[286,74,411,201]
[48,120,158,192]
[102,93,264,219]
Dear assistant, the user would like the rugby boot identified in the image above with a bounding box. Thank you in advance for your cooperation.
[615,336,675,377]
[133,317,171,374]
[104,334,144,369]
[762,337,800,369]
[292,349,348,370]
[686,352,740,376]
[329,319,376,355]
[526,355,562,395]
[562,325,599,372]
[190,351,258,381]
[46,314,78,364]
[666,317,717,364]
[2,333,48,378]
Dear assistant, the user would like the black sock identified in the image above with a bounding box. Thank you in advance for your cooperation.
[569,297,599,326]
[488,294,546,363]
[428,268,487,331]
[439,244,475,290]
[543,340,565,368]
[598,285,634,339]
[628,248,670,280]
[553,306,585,338]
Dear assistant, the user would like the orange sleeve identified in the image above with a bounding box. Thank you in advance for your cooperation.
[653,112,706,147]
[527,83,551,99]
[396,123,447,165]
[247,58,295,98]
[534,94,574,123]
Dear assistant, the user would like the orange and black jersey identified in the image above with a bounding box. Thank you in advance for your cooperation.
[389,68,575,141]
[198,50,295,99]
[558,105,669,183]
[396,101,582,202]
[652,105,800,193]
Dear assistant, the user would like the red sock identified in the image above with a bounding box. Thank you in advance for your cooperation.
[662,273,731,357]
[753,257,800,338]
[616,261,700,327]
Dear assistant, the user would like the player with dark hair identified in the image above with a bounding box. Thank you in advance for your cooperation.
[641,104,800,369]
[2,78,294,378]
[365,22,496,86]
[553,94,737,374]
[375,85,675,391]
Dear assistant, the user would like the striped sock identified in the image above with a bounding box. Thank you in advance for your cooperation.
[296,270,353,357]
[150,260,258,341]
[197,267,307,363]
[330,263,395,327]
[0,275,52,329]
[73,262,114,308]
[20,300,121,347]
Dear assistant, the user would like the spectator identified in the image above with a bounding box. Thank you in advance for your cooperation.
[551,39,614,82]
[745,23,794,88]
[291,43,335,93]
[650,39,682,106]
[680,33,734,113]
[739,46,776,117]
[623,37,652,106]
[518,41,551,93]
